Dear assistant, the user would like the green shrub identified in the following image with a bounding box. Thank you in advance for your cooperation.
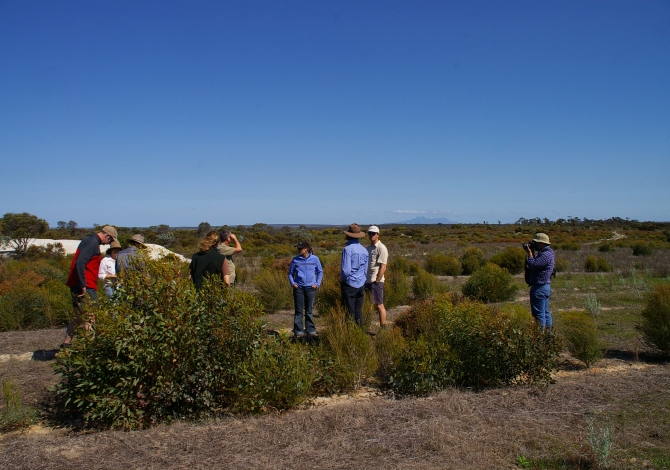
[584,255,612,273]
[637,283,670,356]
[0,379,37,432]
[561,311,605,367]
[317,307,378,391]
[384,271,411,308]
[489,246,526,275]
[389,256,410,275]
[315,264,341,314]
[374,326,407,382]
[412,269,448,301]
[461,263,518,303]
[632,242,653,256]
[425,252,462,276]
[253,268,293,312]
[460,247,486,275]
[53,258,306,429]
[392,296,561,392]
[598,242,615,253]
[554,258,570,272]
[0,259,71,331]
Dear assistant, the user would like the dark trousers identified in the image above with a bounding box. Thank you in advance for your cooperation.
[293,286,317,335]
[340,282,365,327]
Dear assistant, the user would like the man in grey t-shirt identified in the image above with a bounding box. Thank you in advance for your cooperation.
[365,226,389,328]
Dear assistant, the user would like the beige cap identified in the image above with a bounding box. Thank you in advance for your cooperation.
[130,234,146,246]
[367,226,380,234]
[110,240,122,250]
[532,233,550,245]
[101,225,118,239]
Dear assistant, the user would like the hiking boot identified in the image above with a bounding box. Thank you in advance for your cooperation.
[307,332,318,338]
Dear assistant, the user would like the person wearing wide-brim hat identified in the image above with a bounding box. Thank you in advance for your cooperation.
[340,223,369,327]
[524,232,555,331]
[116,233,147,273]
[99,240,122,298]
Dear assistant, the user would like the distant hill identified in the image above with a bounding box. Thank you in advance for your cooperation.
[393,216,458,224]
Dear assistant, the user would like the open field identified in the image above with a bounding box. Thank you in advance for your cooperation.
[1,222,670,468]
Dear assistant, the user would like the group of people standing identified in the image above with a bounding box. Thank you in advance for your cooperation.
[287,223,389,338]
[63,225,148,347]
[61,222,555,349]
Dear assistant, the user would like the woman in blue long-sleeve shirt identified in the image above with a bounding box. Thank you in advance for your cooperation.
[288,241,323,338]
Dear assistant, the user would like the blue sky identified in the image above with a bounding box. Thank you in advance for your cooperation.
[1,1,668,227]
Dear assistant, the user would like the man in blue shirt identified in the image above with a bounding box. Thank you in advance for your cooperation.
[525,232,555,331]
[340,223,369,327]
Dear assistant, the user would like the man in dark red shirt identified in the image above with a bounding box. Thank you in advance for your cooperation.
[62,225,118,347]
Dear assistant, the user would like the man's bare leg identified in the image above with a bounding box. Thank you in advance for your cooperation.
[377,304,387,327]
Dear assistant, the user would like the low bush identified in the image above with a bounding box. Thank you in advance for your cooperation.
[461,263,518,303]
[0,259,71,331]
[425,252,462,276]
[632,241,653,256]
[384,271,411,308]
[389,256,410,275]
[460,247,486,275]
[556,241,581,251]
[53,258,310,429]
[253,268,293,312]
[584,255,612,273]
[637,283,670,356]
[489,246,526,275]
[561,311,605,367]
[598,242,615,252]
[412,269,448,301]
[315,264,341,314]
[0,379,37,432]
[554,258,570,272]
[317,306,377,391]
[391,296,561,393]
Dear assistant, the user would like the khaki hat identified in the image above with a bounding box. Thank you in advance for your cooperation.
[110,240,122,250]
[532,233,550,245]
[130,234,146,246]
[101,225,118,240]
[367,225,380,234]
[343,223,366,238]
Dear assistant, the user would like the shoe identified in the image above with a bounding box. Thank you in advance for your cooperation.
[60,343,71,349]
[294,332,306,338]
[307,332,318,338]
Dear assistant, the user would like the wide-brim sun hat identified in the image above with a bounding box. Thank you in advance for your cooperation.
[102,225,118,240]
[343,223,366,238]
[110,240,122,250]
[532,233,550,245]
[130,234,146,246]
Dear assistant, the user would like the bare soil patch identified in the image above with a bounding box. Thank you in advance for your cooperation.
[0,328,63,355]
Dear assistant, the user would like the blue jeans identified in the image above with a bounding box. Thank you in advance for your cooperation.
[293,286,317,335]
[530,283,552,330]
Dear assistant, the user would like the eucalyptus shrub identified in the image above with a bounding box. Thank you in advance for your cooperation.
[412,269,448,301]
[53,257,312,429]
[425,252,462,276]
[461,263,518,303]
[384,271,412,308]
[638,283,670,355]
[391,296,560,393]
[489,246,526,275]
[584,255,612,273]
[561,311,605,367]
[460,247,487,275]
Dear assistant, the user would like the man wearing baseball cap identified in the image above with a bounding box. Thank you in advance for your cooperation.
[366,226,389,329]
[524,232,555,331]
[340,223,369,327]
[62,225,118,347]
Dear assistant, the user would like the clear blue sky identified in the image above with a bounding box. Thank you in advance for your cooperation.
[1,1,668,227]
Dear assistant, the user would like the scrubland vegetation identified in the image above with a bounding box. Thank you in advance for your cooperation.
[2,216,670,468]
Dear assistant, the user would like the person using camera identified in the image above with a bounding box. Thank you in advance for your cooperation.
[524,232,555,331]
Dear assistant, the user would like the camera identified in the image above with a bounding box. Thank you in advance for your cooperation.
[523,240,537,251]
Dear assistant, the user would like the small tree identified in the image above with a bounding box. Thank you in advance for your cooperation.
[57,221,67,229]
[197,222,212,236]
[0,213,49,256]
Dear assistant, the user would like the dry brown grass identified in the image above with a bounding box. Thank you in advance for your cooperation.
[1,359,669,469]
